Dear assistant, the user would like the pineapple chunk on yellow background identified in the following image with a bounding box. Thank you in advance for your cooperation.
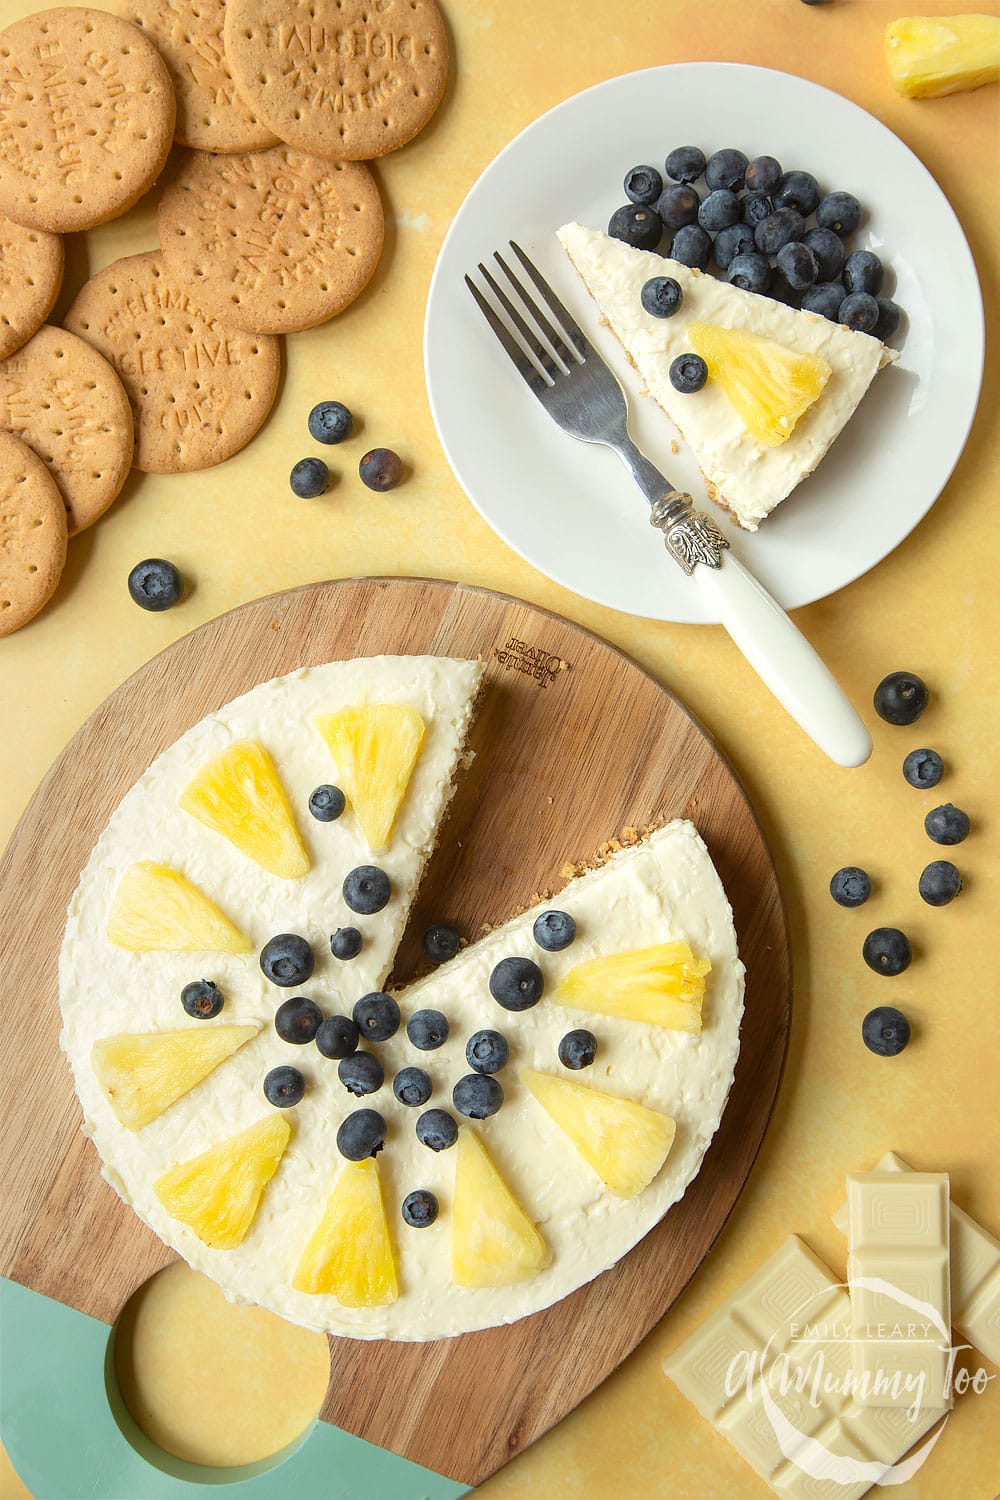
[293,1157,398,1306]
[154,1114,291,1250]
[179,742,309,880]
[313,705,425,851]
[885,15,1000,98]
[452,1128,548,1288]
[688,322,831,448]
[554,940,710,1033]
[107,862,251,953]
[92,1026,260,1130]
[522,1069,676,1198]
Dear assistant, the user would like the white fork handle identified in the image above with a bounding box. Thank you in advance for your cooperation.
[693,551,872,768]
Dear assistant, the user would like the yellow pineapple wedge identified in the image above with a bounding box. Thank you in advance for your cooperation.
[107,862,252,953]
[521,1069,676,1198]
[292,1157,398,1305]
[687,322,831,448]
[554,941,710,1033]
[179,742,309,879]
[885,15,1000,97]
[92,1026,259,1129]
[313,705,425,851]
[452,1127,548,1288]
[154,1114,291,1250]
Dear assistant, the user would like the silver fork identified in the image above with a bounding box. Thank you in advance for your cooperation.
[466,241,872,769]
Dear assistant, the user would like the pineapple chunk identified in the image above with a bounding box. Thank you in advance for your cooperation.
[522,1069,676,1198]
[688,322,831,448]
[154,1114,291,1250]
[452,1127,548,1288]
[179,742,309,879]
[292,1157,398,1305]
[554,941,711,1033]
[92,1026,259,1129]
[107,862,252,953]
[886,15,1000,98]
[313,705,425,851]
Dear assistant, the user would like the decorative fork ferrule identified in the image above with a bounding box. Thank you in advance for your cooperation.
[650,491,730,575]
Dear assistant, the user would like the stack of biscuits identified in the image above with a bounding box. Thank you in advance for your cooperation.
[0,0,449,634]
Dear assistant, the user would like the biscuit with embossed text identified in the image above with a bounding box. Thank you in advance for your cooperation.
[0,214,63,359]
[64,252,280,474]
[0,7,175,234]
[0,428,67,636]
[0,326,134,535]
[157,145,383,334]
[223,0,448,161]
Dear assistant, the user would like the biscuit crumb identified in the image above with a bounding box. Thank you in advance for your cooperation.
[670,439,680,455]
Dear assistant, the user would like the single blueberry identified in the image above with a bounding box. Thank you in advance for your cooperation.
[608,203,661,251]
[829,867,872,908]
[353,992,400,1042]
[330,926,363,960]
[359,447,403,492]
[654,184,700,231]
[422,923,461,962]
[727,252,771,295]
[393,1066,433,1107]
[274,996,323,1044]
[670,224,712,270]
[263,1065,305,1107]
[260,933,314,988]
[803,227,846,282]
[705,148,748,192]
[308,784,345,822]
[290,457,329,498]
[924,803,970,846]
[919,860,963,906]
[741,191,773,228]
[873,671,928,726]
[843,250,884,296]
[902,748,944,789]
[401,1189,439,1227]
[862,1007,910,1057]
[407,1009,449,1050]
[489,956,544,1011]
[640,276,683,318]
[754,207,805,256]
[776,241,819,291]
[815,191,861,236]
[466,1029,509,1075]
[308,400,353,445]
[698,188,742,233]
[315,1013,360,1060]
[839,292,880,333]
[767,270,799,307]
[453,1073,504,1119]
[669,353,709,394]
[862,928,912,977]
[774,170,821,216]
[533,909,577,952]
[873,297,902,341]
[343,864,391,914]
[337,1108,386,1160]
[713,223,755,270]
[800,282,845,321]
[558,1029,598,1070]
[338,1051,384,1097]
[128,558,182,612]
[745,155,782,194]
[624,164,663,206]
[664,145,706,183]
[415,1107,458,1152]
[181,979,224,1019]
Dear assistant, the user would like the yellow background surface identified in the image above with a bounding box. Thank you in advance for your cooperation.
[2,0,999,1496]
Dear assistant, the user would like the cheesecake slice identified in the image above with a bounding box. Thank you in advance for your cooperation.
[558,221,897,531]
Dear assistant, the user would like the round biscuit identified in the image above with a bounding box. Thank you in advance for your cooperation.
[0,326,134,536]
[0,215,63,360]
[223,0,448,161]
[0,7,176,234]
[64,253,281,475]
[157,146,383,335]
[0,428,67,636]
[113,0,279,154]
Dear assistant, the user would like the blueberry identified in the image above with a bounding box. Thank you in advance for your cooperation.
[260,933,314,987]
[275,996,323,1044]
[558,1029,598,1070]
[338,1051,384,1097]
[829,867,872,908]
[608,203,661,250]
[767,270,799,308]
[453,1073,503,1119]
[181,979,224,1019]
[754,207,805,256]
[308,399,352,444]
[533,909,577,952]
[713,223,755,271]
[263,1065,305,1107]
[489,956,544,1011]
[705,148,748,192]
[664,145,706,183]
[862,1007,910,1057]
[800,282,846,321]
[745,155,782,194]
[815,191,861,236]
[393,1066,432,1107]
[670,224,711,270]
[873,297,901,341]
[774,170,821,216]
[741,191,773,228]
[337,1108,385,1160]
[803,227,846,282]
[640,275,683,318]
[315,1014,359,1059]
[353,992,400,1041]
[801,0,834,6]
[624,164,663,206]
[466,1029,509,1074]
[669,353,708,394]
[343,864,391,914]
[401,1188,438,1227]
[873,671,928,726]
[727,252,771,295]
[919,860,963,906]
[359,447,403,492]
[654,184,699,231]
[924,803,970,845]
[415,1107,458,1152]
[862,927,912,976]
[330,926,362,960]
[290,457,328,498]
[902,748,944,789]
[128,558,182,612]
[422,923,461,962]
[407,1009,449,1050]
[838,292,879,333]
[843,250,884,296]
[776,242,819,291]
[308,784,345,822]
[698,189,742,233]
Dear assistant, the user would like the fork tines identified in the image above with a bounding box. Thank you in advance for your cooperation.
[465,240,592,391]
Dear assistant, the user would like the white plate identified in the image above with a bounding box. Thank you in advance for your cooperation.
[424,63,984,624]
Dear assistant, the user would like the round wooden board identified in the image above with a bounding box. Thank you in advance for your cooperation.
[0,577,791,1487]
